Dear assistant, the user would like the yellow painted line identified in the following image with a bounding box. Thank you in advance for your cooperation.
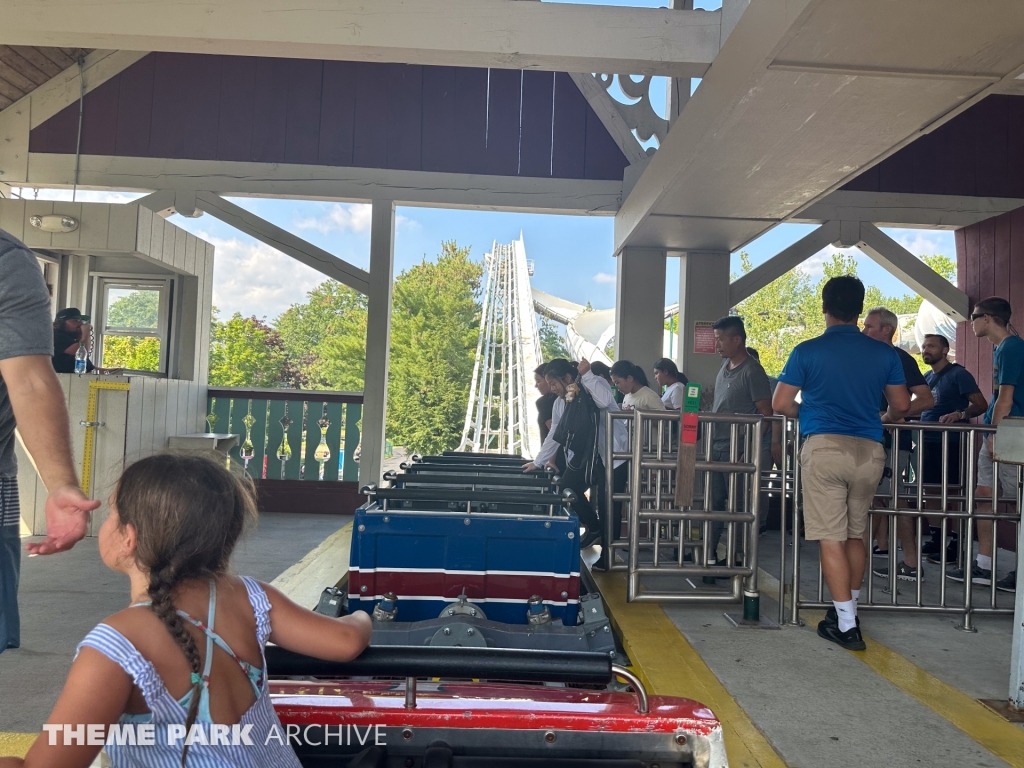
[757,568,1024,767]
[0,732,35,758]
[81,380,131,496]
[594,570,786,768]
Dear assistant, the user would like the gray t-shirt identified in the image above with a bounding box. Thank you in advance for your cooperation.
[712,356,772,449]
[0,229,55,477]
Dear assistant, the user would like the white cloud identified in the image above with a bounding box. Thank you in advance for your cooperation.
[295,202,418,234]
[198,231,325,321]
[893,231,947,257]
[295,203,372,234]
[592,271,616,284]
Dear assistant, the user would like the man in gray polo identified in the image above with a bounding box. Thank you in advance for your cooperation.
[1,227,99,653]
[705,316,780,577]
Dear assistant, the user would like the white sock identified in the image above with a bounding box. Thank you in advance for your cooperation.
[851,589,860,607]
[833,599,857,632]
[977,554,992,570]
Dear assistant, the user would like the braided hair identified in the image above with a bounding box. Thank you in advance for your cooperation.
[113,454,257,766]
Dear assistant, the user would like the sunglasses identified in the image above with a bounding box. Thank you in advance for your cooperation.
[971,312,989,320]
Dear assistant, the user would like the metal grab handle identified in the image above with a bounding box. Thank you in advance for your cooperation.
[79,420,104,427]
[611,664,649,714]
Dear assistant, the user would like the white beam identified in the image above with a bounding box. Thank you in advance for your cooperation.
[0,0,721,79]
[192,192,371,295]
[568,74,647,166]
[360,200,396,488]
[679,250,729,390]
[855,222,969,322]
[615,248,666,367]
[790,190,1024,230]
[24,154,623,215]
[0,50,149,185]
[728,222,840,306]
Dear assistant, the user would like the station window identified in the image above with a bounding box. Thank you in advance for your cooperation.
[95,278,171,374]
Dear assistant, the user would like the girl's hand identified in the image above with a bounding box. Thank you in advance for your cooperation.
[577,358,592,376]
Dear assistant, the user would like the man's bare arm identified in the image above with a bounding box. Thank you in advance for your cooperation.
[0,355,99,553]
[905,383,934,419]
[772,383,800,419]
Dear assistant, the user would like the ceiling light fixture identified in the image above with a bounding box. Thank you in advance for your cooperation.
[29,214,80,233]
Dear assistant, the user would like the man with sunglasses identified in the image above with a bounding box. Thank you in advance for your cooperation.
[948,298,1020,592]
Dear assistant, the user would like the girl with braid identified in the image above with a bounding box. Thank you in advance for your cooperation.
[2,454,372,768]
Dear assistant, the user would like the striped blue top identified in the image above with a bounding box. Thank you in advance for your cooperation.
[76,576,301,768]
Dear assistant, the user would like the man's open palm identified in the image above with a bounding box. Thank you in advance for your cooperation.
[27,486,100,555]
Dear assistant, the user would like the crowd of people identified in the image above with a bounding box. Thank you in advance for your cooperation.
[527,276,1019,651]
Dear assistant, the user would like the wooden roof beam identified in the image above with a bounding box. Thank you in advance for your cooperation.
[0,0,720,79]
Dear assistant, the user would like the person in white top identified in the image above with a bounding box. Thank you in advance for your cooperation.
[653,358,689,410]
[610,360,666,411]
[523,358,628,553]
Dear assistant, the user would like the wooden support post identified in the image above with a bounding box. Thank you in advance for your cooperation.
[360,200,395,488]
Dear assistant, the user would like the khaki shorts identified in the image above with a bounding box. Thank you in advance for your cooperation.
[800,434,886,541]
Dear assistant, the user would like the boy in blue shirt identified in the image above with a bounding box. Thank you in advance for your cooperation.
[773,276,909,650]
[948,298,1020,593]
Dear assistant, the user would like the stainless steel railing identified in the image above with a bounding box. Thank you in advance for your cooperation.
[604,410,781,615]
[787,422,1022,631]
[602,412,1020,632]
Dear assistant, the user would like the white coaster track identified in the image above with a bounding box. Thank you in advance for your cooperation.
[459,234,542,458]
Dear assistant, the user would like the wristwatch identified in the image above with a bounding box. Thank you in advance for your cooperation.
[957,409,966,420]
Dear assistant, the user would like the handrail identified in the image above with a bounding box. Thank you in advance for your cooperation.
[207,386,363,404]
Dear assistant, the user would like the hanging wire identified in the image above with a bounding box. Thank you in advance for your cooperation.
[72,56,86,203]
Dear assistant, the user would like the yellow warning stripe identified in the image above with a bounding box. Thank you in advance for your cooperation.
[0,732,35,758]
[758,569,1024,768]
[594,570,786,768]
[80,379,130,496]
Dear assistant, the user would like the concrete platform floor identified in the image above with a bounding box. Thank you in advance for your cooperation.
[613,528,1023,767]
[0,512,349,735]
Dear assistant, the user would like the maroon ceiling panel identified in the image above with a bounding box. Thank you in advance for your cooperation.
[843,94,1024,199]
[28,52,629,182]
[519,71,555,179]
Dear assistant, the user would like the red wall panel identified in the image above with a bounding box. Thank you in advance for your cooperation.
[955,206,1024,399]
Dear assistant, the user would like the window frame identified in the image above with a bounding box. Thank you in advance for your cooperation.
[92,275,173,375]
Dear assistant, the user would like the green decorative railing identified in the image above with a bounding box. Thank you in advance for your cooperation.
[206,388,362,482]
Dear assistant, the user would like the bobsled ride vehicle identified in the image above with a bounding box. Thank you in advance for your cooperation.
[267,452,727,767]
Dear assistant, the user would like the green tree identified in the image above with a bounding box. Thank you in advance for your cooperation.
[266,240,483,454]
[101,289,162,370]
[734,250,957,376]
[102,337,161,371]
[276,282,367,390]
[208,311,293,387]
[386,241,483,454]
[107,289,159,328]
[539,316,570,361]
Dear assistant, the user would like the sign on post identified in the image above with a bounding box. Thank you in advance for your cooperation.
[675,382,702,508]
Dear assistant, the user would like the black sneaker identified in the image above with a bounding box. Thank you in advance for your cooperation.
[817,620,866,651]
[996,570,1016,593]
[920,539,942,556]
[946,563,992,585]
[873,562,923,581]
[926,538,960,565]
[824,607,860,628]
[872,545,889,559]
[702,558,728,584]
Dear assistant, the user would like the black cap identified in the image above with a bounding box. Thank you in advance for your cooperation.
[55,307,83,321]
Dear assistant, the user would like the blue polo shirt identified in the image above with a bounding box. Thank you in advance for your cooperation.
[777,324,906,442]
[984,334,1024,424]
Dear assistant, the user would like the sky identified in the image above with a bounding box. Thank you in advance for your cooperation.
[3,0,955,322]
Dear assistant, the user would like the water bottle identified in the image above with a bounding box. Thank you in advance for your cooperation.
[74,343,88,375]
